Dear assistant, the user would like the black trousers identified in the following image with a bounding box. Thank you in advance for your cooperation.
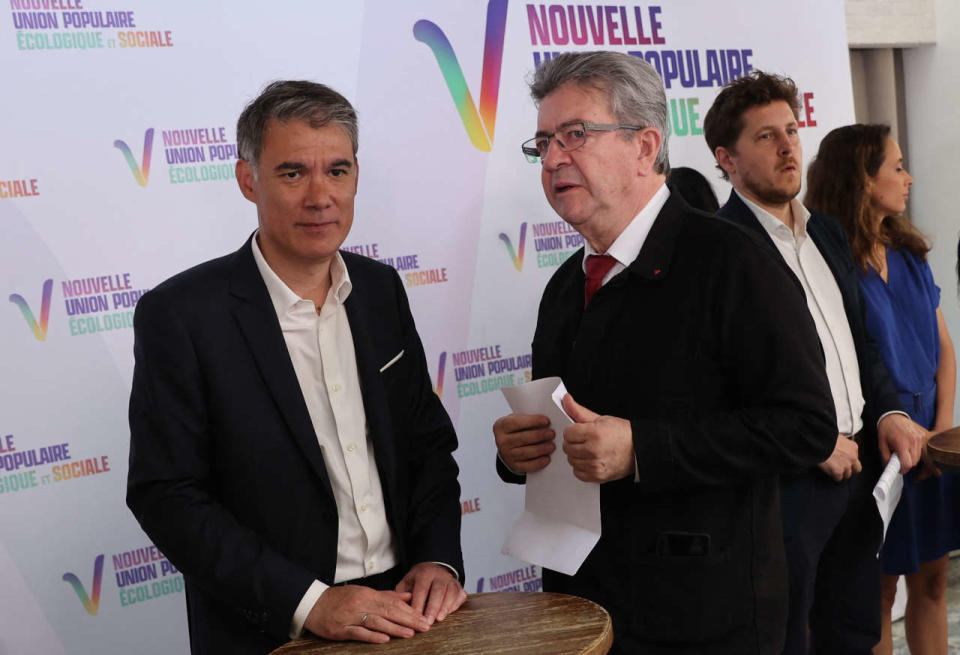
[780,458,883,655]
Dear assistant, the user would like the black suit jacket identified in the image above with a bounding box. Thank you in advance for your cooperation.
[717,190,904,450]
[499,193,836,654]
[127,235,463,655]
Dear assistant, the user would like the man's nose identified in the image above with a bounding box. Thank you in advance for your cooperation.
[541,139,571,170]
[305,175,332,207]
[777,133,795,155]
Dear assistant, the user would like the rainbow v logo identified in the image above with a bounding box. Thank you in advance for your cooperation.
[434,351,447,398]
[62,554,104,616]
[414,0,508,152]
[9,278,53,341]
[499,222,527,271]
[114,128,155,187]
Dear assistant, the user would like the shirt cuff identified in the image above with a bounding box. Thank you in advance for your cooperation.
[430,561,459,581]
[290,579,329,640]
[877,410,909,427]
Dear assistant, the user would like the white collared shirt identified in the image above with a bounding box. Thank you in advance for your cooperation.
[736,190,864,435]
[581,182,671,283]
[251,235,397,637]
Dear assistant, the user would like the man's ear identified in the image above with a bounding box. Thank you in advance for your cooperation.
[636,128,663,176]
[714,146,736,179]
[236,159,257,203]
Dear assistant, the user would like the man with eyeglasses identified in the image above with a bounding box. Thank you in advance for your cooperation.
[492,51,836,654]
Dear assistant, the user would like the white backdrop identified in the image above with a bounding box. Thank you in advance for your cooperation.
[0,1,855,652]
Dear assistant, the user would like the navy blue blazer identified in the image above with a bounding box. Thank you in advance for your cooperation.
[127,235,463,654]
[718,189,904,435]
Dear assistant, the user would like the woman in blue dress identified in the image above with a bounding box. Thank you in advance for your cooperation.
[806,123,958,655]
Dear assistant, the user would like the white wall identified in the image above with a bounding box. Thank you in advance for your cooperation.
[903,0,960,425]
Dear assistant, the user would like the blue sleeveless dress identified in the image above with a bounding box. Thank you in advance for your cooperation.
[860,247,960,575]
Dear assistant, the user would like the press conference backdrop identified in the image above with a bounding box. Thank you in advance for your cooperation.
[0,1,854,652]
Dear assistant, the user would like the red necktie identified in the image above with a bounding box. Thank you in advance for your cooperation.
[584,254,617,308]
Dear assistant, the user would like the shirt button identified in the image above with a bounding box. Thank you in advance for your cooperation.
[331,384,341,393]
[346,443,356,453]
[360,503,369,512]
[367,560,376,570]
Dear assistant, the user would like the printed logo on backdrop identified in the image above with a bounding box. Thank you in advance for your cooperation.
[414,0,508,152]
[434,345,532,400]
[8,274,149,341]
[115,126,238,187]
[0,177,40,199]
[10,0,175,52]
[62,546,184,615]
[525,5,820,137]
[500,221,584,271]
[62,554,104,615]
[341,242,450,289]
[0,432,109,495]
[475,565,541,593]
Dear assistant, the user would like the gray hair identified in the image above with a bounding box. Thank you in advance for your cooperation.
[529,52,670,175]
[236,80,358,168]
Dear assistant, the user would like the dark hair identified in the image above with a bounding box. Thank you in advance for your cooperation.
[529,51,670,175]
[703,71,800,180]
[667,167,719,213]
[804,123,928,269]
[237,80,358,167]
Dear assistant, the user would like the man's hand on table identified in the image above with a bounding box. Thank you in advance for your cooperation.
[304,585,428,644]
[395,562,467,624]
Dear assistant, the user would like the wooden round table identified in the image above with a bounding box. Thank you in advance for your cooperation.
[271,592,613,655]
[928,426,960,473]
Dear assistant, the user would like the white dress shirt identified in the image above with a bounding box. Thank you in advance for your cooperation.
[736,191,864,435]
[251,236,397,638]
[581,182,671,282]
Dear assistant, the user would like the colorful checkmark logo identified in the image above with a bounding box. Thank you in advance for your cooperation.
[414,0,508,152]
[434,351,447,398]
[498,222,527,271]
[62,554,105,616]
[9,278,53,341]
[114,128,155,187]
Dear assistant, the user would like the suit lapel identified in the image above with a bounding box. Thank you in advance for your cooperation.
[717,189,778,251]
[342,263,399,513]
[623,192,689,281]
[807,215,850,284]
[228,236,335,502]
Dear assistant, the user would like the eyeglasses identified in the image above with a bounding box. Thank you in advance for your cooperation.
[521,121,644,163]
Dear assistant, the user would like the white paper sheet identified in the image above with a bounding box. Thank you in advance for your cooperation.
[500,377,602,576]
[873,454,903,551]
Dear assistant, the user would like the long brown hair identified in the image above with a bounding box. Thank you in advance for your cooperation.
[804,123,928,269]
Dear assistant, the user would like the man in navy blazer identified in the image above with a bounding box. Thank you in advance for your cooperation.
[705,71,927,654]
[127,81,465,654]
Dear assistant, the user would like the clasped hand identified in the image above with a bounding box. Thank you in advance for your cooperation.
[493,393,635,483]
